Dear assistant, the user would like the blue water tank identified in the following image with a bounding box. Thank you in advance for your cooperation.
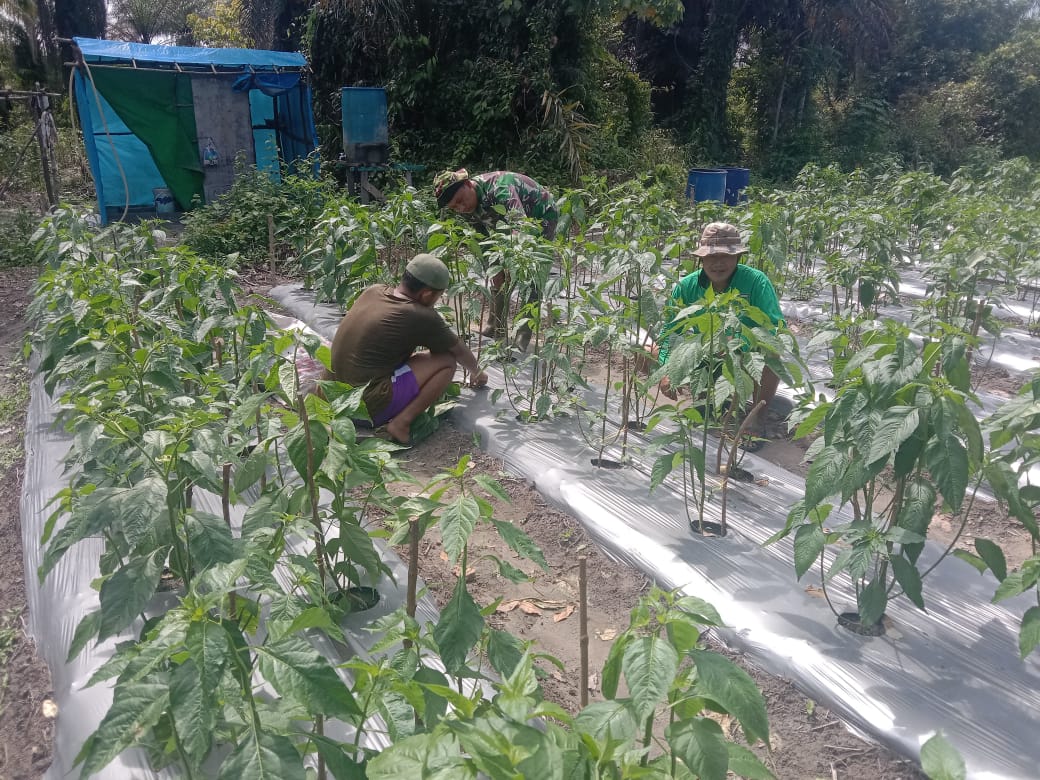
[721,167,750,206]
[341,87,389,165]
[685,168,727,203]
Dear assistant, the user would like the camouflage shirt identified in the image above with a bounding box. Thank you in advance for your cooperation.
[471,171,559,239]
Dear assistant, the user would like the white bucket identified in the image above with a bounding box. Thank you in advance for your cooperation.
[153,187,175,215]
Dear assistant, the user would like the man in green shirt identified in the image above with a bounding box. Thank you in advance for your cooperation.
[655,222,784,416]
[329,254,488,445]
[434,169,559,342]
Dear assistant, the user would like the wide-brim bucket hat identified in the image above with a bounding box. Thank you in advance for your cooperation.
[692,222,749,257]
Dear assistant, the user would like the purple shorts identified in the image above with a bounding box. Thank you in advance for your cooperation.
[371,364,420,426]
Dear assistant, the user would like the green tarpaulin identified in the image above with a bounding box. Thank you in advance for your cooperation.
[88,68,204,209]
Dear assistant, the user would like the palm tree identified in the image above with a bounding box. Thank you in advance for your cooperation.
[0,0,53,86]
[108,0,211,44]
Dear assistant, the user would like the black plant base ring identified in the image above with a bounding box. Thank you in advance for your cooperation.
[332,586,381,613]
[688,520,727,538]
[837,611,886,637]
[590,458,623,469]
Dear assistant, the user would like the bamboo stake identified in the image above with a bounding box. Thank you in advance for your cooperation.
[579,556,589,707]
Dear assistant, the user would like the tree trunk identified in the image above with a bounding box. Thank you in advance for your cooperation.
[689,0,749,159]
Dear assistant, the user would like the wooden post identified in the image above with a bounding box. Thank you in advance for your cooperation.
[579,556,589,707]
[267,213,276,274]
[31,87,57,207]
[407,517,420,620]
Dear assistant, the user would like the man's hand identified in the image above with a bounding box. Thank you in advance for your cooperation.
[659,376,677,400]
[469,370,489,388]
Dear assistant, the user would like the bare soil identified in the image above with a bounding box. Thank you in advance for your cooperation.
[0,266,54,779]
[396,423,926,779]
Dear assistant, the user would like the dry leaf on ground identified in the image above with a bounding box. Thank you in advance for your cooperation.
[596,628,618,641]
[553,604,576,622]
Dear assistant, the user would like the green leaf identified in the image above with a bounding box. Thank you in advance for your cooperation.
[217,728,305,780]
[804,447,849,509]
[284,606,346,643]
[433,577,484,674]
[573,700,639,743]
[974,538,1007,582]
[242,489,289,537]
[77,680,170,777]
[234,448,269,493]
[857,578,888,627]
[185,620,229,693]
[67,609,101,662]
[600,632,631,700]
[793,401,829,440]
[893,431,924,478]
[621,635,679,719]
[366,732,467,779]
[170,658,214,769]
[650,452,678,491]
[925,436,969,513]
[229,391,271,430]
[487,627,525,677]
[439,496,480,565]
[889,555,925,609]
[919,732,966,780]
[491,519,549,570]
[98,553,163,641]
[186,512,236,571]
[333,518,385,586]
[666,717,729,780]
[993,566,1040,603]
[688,649,769,745]
[472,473,511,503]
[952,549,988,574]
[309,734,367,780]
[866,406,920,463]
[1019,606,1040,659]
[257,635,360,720]
[727,742,775,779]
[489,555,531,583]
[793,524,825,580]
[285,420,329,480]
[895,477,937,537]
[674,595,725,627]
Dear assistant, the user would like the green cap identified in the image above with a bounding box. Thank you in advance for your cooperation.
[405,253,450,290]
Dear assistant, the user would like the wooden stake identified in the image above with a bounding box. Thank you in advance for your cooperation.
[407,517,420,620]
[579,556,589,707]
[267,213,276,274]
[221,462,237,620]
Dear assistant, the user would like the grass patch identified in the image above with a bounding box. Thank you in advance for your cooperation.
[0,607,22,715]
[0,360,29,470]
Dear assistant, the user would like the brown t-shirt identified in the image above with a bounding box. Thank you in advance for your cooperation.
[329,285,458,416]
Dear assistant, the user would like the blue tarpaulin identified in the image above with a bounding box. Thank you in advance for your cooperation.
[74,38,307,69]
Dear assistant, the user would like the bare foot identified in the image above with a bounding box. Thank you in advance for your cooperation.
[385,417,412,445]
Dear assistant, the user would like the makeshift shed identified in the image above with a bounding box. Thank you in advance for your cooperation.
[71,37,319,223]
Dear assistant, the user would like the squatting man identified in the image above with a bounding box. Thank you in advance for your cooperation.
[327,254,488,445]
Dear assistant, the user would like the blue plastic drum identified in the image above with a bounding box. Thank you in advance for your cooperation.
[685,168,727,203]
[721,167,750,206]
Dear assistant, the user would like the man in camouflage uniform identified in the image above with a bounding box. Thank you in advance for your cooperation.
[434,169,559,341]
